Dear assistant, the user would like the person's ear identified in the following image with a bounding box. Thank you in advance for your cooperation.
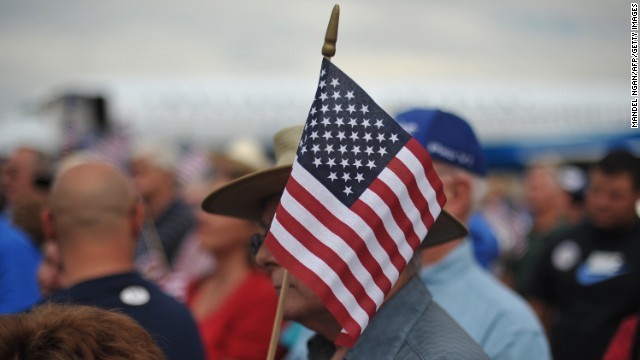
[41,208,56,241]
[444,176,472,219]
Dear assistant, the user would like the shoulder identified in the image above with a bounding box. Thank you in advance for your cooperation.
[530,223,590,269]
[468,276,549,357]
[0,220,37,253]
[403,300,489,359]
[140,278,190,312]
[438,257,536,319]
[546,222,590,248]
[469,268,541,325]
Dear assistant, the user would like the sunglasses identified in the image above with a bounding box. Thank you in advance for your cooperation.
[250,231,268,257]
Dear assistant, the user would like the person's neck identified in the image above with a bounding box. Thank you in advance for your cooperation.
[421,238,464,265]
[59,235,135,288]
[61,253,134,288]
[146,189,175,219]
[592,216,640,234]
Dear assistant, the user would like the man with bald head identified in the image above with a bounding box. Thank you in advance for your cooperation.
[42,162,204,360]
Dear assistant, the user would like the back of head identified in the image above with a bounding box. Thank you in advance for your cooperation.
[49,162,137,241]
[396,108,488,219]
[395,108,487,177]
[130,141,179,201]
[130,142,179,175]
[0,303,165,360]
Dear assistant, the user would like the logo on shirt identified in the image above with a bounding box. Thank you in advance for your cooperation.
[576,251,629,286]
[119,286,150,306]
[552,240,581,271]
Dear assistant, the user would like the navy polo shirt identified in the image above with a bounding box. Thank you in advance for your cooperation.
[46,272,205,360]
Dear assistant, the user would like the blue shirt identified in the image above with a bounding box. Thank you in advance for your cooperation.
[308,276,489,359]
[421,240,550,360]
[0,215,41,313]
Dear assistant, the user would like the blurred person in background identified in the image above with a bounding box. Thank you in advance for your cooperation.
[556,164,587,225]
[0,157,6,212]
[161,138,270,300]
[396,108,550,360]
[12,197,47,249]
[603,309,640,360]
[0,146,49,313]
[130,142,196,280]
[0,209,41,313]
[0,303,165,360]
[466,211,500,270]
[1,146,52,217]
[505,162,570,293]
[186,153,280,360]
[480,174,531,276]
[159,177,217,301]
[41,161,204,360]
[526,149,640,360]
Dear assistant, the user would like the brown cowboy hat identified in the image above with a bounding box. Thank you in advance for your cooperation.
[202,125,468,247]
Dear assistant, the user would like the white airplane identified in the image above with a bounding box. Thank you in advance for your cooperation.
[0,79,636,169]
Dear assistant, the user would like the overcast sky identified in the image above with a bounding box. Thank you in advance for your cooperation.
[0,0,627,116]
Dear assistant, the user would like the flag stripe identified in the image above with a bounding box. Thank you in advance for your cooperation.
[284,178,393,294]
[350,199,411,273]
[291,165,401,281]
[404,138,447,209]
[396,142,444,225]
[387,148,437,229]
[275,206,377,321]
[377,165,429,240]
[278,191,385,308]
[358,188,417,264]
[267,216,368,336]
[366,178,422,250]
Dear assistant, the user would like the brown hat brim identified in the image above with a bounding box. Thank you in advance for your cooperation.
[202,165,468,247]
[202,165,292,224]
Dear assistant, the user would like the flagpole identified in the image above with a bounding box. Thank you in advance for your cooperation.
[266,270,289,360]
[265,5,340,360]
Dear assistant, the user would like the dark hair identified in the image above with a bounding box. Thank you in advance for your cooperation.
[0,303,166,360]
[592,150,640,190]
[11,198,47,248]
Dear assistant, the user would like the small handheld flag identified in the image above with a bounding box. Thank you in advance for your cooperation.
[264,58,447,346]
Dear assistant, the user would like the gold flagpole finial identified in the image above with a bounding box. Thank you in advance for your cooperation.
[322,4,340,60]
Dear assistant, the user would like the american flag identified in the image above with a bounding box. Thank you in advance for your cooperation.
[264,58,446,347]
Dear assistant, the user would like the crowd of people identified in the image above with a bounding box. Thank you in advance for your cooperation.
[0,104,638,360]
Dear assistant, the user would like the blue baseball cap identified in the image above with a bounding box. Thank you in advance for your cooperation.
[395,108,487,176]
